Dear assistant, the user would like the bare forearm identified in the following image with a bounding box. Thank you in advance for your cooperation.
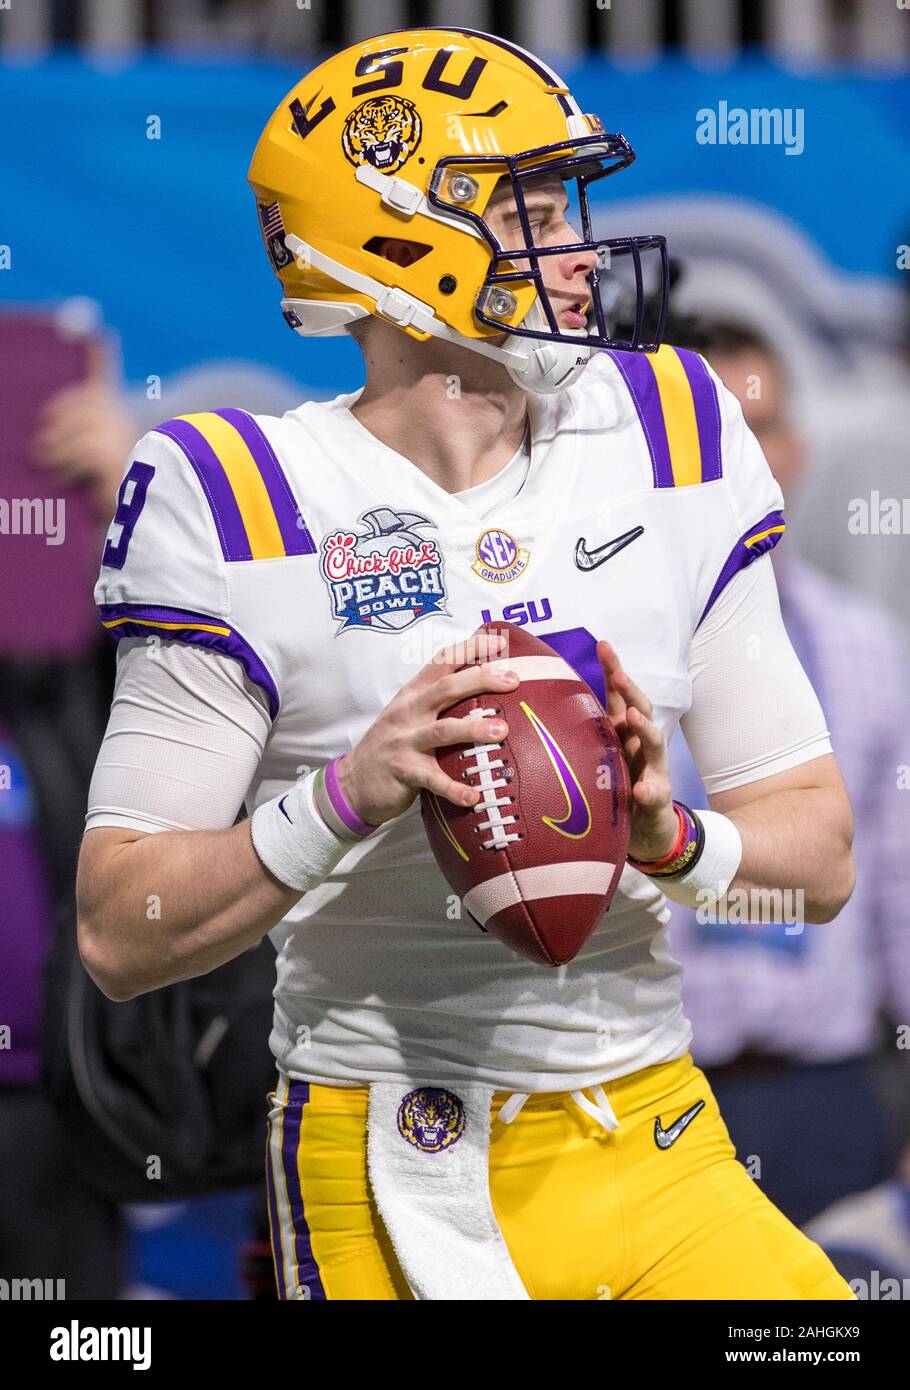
[76,820,301,1000]
[722,786,855,923]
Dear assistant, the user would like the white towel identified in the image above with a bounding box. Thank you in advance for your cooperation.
[367,1081,530,1300]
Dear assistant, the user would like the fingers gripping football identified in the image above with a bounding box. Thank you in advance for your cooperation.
[339,631,519,827]
[595,638,677,860]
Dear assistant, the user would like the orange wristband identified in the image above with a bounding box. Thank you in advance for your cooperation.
[627,802,688,872]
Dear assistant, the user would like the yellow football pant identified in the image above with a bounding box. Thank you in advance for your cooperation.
[265,1050,855,1300]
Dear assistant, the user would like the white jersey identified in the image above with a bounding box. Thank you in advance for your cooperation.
[94,345,792,1092]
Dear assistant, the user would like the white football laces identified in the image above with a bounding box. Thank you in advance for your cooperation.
[460,708,521,850]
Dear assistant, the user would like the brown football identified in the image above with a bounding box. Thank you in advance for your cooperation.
[420,621,632,966]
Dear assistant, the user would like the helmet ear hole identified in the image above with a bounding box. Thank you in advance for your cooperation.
[363,236,432,266]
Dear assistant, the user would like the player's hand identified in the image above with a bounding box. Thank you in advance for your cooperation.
[31,339,138,519]
[596,638,678,862]
[338,630,521,827]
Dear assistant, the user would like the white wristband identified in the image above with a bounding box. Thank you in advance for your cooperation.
[250,770,356,893]
[651,808,743,911]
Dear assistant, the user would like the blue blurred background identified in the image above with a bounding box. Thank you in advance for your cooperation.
[2,52,907,388]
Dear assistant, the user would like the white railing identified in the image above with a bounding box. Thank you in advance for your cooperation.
[0,0,906,67]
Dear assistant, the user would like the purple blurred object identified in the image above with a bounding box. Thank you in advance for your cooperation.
[0,307,104,657]
[0,715,53,1086]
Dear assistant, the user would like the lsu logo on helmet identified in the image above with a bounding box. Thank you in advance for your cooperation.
[342,95,422,173]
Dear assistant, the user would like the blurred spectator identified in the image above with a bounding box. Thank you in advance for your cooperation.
[667,319,910,1231]
[29,338,137,517]
[0,327,127,1297]
[33,356,304,497]
[0,324,300,1297]
[803,1147,910,1298]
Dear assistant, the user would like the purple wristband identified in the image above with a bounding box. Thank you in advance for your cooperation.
[314,756,379,840]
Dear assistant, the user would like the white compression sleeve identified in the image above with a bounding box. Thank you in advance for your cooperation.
[86,639,360,894]
[681,556,832,797]
[85,638,271,834]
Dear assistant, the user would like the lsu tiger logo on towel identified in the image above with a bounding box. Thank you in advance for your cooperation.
[397,1087,465,1153]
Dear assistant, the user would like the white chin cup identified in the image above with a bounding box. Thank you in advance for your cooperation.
[503,299,593,395]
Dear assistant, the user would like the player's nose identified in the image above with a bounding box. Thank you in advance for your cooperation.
[558,229,599,280]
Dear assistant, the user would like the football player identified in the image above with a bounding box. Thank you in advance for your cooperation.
[77,28,857,1300]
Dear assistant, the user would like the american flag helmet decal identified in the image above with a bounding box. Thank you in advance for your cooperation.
[258,201,292,271]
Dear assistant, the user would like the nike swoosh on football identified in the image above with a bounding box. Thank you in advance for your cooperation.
[574,525,644,571]
[521,701,591,838]
[653,1099,705,1150]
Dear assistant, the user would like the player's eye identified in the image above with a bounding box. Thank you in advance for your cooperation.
[525,211,549,237]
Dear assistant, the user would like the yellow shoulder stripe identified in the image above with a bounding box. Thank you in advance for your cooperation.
[649,345,703,488]
[178,412,285,561]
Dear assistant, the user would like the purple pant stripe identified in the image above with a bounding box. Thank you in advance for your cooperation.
[606,351,674,488]
[675,348,723,483]
[154,418,252,562]
[280,1082,327,1301]
[214,409,317,557]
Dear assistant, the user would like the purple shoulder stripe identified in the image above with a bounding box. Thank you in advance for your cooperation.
[698,510,786,628]
[214,409,317,557]
[154,418,252,563]
[674,348,723,483]
[99,603,280,719]
[605,350,674,488]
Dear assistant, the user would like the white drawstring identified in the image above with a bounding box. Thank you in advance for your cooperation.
[571,1086,620,1133]
[499,1093,531,1125]
[498,1086,620,1133]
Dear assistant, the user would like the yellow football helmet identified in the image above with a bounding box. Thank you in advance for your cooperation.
[248,26,668,393]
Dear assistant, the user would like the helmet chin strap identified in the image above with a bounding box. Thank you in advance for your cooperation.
[501,299,592,395]
[282,233,593,396]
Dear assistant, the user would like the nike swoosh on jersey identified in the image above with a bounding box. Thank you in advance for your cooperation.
[574,525,644,571]
[653,1099,705,1149]
[279,796,293,824]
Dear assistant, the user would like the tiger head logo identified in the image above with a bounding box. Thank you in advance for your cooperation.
[342,95,422,174]
[397,1087,465,1153]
